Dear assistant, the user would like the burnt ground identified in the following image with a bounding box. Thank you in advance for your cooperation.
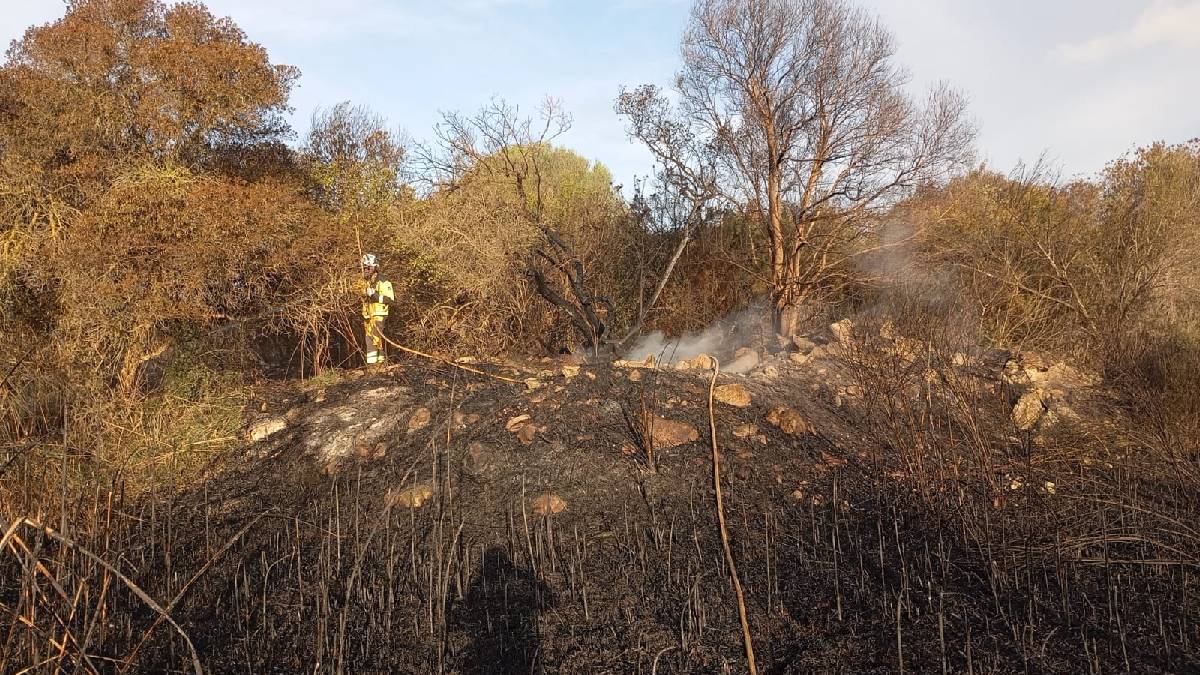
[34,348,1200,673]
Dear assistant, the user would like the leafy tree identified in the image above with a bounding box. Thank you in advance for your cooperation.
[416,99,631,354]
[0,0,297,177]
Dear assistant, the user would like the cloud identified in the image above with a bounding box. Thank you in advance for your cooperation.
[1057,1,1200,63]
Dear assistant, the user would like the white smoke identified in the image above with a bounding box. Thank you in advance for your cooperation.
[621,304,770,364]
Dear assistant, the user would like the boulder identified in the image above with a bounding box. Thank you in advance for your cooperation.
[766,406,809,435]
[791,336,817,354]
[387,482,436,508]
[714,383,752,407]
[407,407,432,431]
[452,410,481,429]
[1012,390,1049,430]
[651,417,700,448]
[733,423,758,438]
[830,319,854,346]
[754,365,780,379]
[676,354,716,371]
[505,414,532,432]
[516,423,538,445]
[809,344,841,360]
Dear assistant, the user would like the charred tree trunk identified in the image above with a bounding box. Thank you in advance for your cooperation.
[526,225,612,357]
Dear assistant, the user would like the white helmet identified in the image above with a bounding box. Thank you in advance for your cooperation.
[361,253,378,268]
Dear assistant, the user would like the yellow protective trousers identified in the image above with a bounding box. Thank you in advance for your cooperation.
[363,316,386,364]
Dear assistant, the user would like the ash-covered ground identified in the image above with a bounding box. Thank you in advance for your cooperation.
[90,319,1199,673]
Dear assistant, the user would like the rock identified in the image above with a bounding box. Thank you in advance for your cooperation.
[505,414,532,432]
[407,407,432,431]
[733,423,758,438]
[676,354,716,371]
[835,385,864,406]
[516,423,538,445]
[821,450,847,468]
[792,335,817,354]
[879,320,898,341]
[248,417,287,442]
[562,365,581,379]
[614,355,656,369]
[629,369,643,382]
[452,410,481,429]
[524,378,542,390]
[789,352,811,365]
[387,482,436,508]
[766,406,809,435]
[531,493,567,515]
[1042,362,1099,393]
[1012,390,1049,430]
[952,352,968,367]
[755,365,780,379]
[830,319,854,346]
[651,417,700,448]
[725,348,760,374]
[811,343,840,360]
[463,441,493,473]
[714,383,752,407]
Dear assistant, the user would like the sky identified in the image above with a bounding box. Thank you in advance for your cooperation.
[2,0,1198,190]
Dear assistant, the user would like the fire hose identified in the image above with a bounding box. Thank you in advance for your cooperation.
[374,330,525,386]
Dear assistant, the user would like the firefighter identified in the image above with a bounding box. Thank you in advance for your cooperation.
[359,253,395,365]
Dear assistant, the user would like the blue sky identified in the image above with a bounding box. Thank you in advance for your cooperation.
[4,0,1198,191]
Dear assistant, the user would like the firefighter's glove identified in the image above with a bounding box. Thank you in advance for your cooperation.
[363,284,377,301]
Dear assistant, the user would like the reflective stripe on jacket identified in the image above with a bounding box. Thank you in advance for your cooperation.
[362,279,395,319]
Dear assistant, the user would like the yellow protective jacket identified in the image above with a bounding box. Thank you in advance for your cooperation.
[360,278,395,319]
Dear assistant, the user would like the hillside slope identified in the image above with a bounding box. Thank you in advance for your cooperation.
[70,322,1200,673]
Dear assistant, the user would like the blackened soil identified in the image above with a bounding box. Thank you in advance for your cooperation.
[57,358,1200,673]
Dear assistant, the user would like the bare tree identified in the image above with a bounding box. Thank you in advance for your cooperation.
[620,0,974,335]
[617,170,714,347]
[615,88,721,345]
